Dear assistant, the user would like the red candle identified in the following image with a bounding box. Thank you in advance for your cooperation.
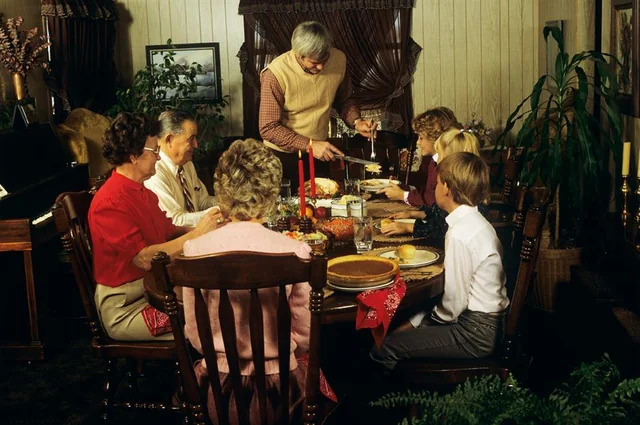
[308,139,316,198]
[298,150,306,216]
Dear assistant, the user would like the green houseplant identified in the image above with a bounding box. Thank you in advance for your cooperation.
[372,355,640,425]
[108,40,228,167]
[496,26,624,248]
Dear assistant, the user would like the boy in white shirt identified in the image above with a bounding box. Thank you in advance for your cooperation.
[371,152,509,369]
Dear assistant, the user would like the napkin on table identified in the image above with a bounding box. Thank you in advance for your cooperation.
[355,273,407,347]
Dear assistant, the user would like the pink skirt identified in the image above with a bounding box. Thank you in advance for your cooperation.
[195,360,307,425]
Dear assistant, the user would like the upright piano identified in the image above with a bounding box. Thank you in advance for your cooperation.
[0,123,89,360]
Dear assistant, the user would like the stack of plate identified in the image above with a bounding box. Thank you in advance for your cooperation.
[326,255,398,292]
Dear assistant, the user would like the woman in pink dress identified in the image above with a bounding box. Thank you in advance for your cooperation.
[182,138,312,424]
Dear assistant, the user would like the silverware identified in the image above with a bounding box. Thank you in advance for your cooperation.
[369,120,376,162]
[334,155,379,165]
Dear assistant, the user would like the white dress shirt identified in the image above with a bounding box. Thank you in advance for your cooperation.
[410,204,509,326]
[144,151,217,227]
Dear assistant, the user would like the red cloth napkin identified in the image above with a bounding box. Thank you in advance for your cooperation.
[355,273,407,347]
[140,305,172,336]
[297,353,338,402]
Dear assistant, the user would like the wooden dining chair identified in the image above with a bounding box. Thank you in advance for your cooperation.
[486,147,525,222]
[391,201,548,386]
[149,250,330,425]
[53,191,180,421]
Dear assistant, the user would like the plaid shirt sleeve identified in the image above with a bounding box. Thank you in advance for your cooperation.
[333,67,362,127]
[259,69,310,152]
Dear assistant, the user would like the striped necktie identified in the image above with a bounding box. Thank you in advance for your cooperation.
[177,165,195,213]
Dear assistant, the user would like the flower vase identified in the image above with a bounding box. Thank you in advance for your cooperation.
[12,72,27,101]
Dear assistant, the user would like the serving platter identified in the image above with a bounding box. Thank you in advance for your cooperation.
[327,279,394,292]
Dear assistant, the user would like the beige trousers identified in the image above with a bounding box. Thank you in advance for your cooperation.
[95,278,174,341]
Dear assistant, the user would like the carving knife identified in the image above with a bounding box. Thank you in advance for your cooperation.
[334,155,379,165]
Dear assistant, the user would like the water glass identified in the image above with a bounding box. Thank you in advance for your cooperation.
[353,216,373,253]
[263,215,279,232]
[280,179,292,201]
[344,178,361,196]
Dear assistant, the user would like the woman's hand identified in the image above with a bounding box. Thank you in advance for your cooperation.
[376,183,404,201]
[380,221,413,236]
[194,208,226,237]
[389,210,427,220]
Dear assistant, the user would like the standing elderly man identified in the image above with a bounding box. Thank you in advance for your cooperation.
[144,110,218,226]
[259,21,375,186]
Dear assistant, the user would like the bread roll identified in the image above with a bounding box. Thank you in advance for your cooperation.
[397,244,416,260]
[380,218,394,228]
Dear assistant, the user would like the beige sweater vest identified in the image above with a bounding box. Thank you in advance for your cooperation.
[263,48,346,152]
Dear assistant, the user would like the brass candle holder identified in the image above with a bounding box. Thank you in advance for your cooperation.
[621,174,630,224]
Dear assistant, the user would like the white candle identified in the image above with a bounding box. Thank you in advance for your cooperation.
[622,142,631,176]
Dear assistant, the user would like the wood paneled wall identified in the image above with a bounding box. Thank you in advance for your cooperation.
[411,0,539,135]
[114,0,243,136]
[0,0,49,121]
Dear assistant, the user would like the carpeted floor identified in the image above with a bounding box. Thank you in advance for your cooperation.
[0,323,182,425]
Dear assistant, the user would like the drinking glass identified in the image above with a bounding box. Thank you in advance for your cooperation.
[353,216,373,253]
[344,178,361,196]
[280,179,292,201]
[263,215,279,232]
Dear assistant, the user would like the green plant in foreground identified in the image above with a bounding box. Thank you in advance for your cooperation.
[108,39,228,164]
[372,355,640,425]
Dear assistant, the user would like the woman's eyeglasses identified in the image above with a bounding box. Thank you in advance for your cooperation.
[143,146,160,155]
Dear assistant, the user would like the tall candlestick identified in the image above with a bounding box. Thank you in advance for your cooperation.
[637,147,640,178]
[622,142,631,176]
[298,150,305,216]
[309,139,316,198]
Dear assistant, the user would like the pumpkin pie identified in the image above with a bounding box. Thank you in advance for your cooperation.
[327,255,398,288]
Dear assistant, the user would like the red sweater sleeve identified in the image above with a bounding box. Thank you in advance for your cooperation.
[407,158,437,207]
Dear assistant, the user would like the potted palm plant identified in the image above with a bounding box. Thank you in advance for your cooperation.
[496,26,625,311]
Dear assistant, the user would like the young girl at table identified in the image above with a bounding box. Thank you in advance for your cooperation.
[377,107,459,206]
[370,152,509,367]
[380,128,481,241]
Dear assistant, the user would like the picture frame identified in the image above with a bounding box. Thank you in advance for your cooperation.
[145,42,223,102]
[545,20,564,93]
[611,0,640,117]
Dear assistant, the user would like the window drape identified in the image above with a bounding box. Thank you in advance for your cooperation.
[41,0,118,122]
[238,1,421,137]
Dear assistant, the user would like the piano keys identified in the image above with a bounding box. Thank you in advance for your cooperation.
[0,123,89,360]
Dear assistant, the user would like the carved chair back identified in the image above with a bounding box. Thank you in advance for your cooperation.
[150,251,328,425]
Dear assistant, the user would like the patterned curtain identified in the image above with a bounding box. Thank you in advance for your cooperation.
[41,0,118,122]
[238,0,420,137]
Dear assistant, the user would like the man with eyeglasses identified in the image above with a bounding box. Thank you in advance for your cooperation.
[259,21,375,187]
[144,110,218,226]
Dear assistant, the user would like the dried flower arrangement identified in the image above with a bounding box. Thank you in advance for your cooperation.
[0,15,50,76]
[463,112,493,147]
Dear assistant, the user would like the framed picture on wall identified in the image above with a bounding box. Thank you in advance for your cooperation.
[146,42,223,102]
[611,0,640,116]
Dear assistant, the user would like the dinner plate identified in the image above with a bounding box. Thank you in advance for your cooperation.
[360,179,401,192]
[378,249,440,269]
[327,279,394,292]
[374,218,415,230]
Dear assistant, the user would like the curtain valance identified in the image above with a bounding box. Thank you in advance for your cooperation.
[238,0,414,14]
[41,0,118,20]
